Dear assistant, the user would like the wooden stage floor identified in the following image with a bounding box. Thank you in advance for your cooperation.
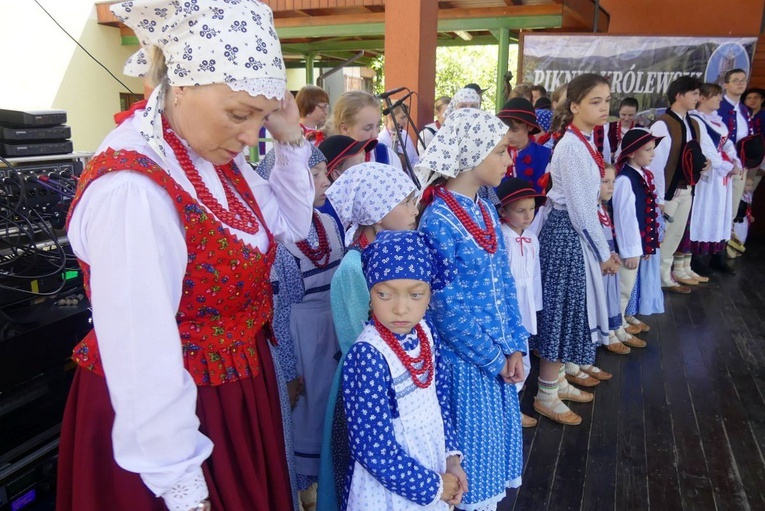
[500,246,765,511]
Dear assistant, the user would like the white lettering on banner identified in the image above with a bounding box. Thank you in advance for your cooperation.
[531,69,704,96]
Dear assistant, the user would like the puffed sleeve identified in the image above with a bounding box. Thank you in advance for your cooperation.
[342,342,443,506]
[648,120,671,204]
[612,176,643,259]
[243,142,314,243]
[68,172,212,511]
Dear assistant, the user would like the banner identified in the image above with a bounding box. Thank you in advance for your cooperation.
[521,34,757,121]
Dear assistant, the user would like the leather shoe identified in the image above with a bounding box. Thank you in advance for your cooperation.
[581,366,612,381]
[622,335,647,348]
[521,413,538,427]
[663,284,692,294]
[534,399,582,426]
[565,373,600,387]
[606,342,631,355]
[673,274,699,286]
[625,324,642,335]
[558,386,594,402]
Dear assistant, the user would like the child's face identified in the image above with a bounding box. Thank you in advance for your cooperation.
[341,105,381,141]
[505,120,531,149]
[699,93,722,112]
[371,279,431,335]
[330,152,366,182]
[600,167,616,201]
[629,141,656,168]
[500,197,536,232]
[472,132,513,188]
[745,179,755,193]
[386,109,408,132]
[619,106,637,122]
[311,162,331,207]
[571,83,611,128]
[745,92,763,111]
[378,192,418,231]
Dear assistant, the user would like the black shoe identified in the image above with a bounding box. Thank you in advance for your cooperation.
[709,253,736,275]
[691,255,713,276]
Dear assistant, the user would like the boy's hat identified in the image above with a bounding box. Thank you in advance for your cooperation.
[616,128,664,166]
[744,87,765,99]
[318,135,377,172]
[736,133,765,169]
[496,177,546,209]
[534,96,552,110]
[497,98,542,135]
[464,83,487,94]
[362,230,451,291]
[681,139,707,185]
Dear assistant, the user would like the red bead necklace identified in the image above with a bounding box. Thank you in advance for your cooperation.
[372,316,434,389]
[296,212,331,267]
[569,124,606,178]
[598,203,612,228]
[162,116,260,234]
[354,232,371,250]
[436,187,498,253]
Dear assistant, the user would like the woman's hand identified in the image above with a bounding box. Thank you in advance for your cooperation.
[440,473,461,504]
[287,377,304,409]
[500,352,524,383]
[445,456,468,505]
[263,89,304,145]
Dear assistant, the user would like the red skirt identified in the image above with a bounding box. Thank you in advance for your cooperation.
[56,330,293,511]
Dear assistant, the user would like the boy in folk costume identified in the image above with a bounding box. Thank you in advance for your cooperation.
[646,76,710,294]
[613,129,665,347]
[342,230,466,510]
[497,98,552,193]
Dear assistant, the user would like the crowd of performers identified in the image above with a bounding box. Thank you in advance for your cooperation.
[54,1,761,510]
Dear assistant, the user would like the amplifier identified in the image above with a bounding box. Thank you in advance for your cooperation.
[1,141,73,158]
[0,126,71,142]
[0,109,67,128]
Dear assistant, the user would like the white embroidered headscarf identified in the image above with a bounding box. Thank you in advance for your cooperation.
[324,162,416,246]
[414,108,508,191]
[442,88,482,120]
[111,0,287,165]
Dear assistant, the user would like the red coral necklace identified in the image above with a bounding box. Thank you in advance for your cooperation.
[436,187,498,253]
[162,116,259,234]
[569,124,605,178]
[296,212,331,267]
[373,316,434,389]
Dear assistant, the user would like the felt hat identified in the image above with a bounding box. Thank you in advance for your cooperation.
[497,98,542,135]
[736,133,765,169]
[496,177,546,209]
[319,135,378,172]
[616,128,664,166]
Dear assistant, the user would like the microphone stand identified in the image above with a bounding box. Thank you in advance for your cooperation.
[381,92,421,189]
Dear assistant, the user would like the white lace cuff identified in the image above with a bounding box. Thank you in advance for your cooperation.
[161,468,208,511]
[430,472,445,507]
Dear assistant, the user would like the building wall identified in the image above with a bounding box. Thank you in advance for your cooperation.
[600,0,764,37]
[0,1,144,153]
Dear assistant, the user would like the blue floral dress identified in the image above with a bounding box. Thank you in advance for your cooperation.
[419,191,528,511]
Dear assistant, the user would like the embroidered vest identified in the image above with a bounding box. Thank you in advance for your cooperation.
[617,165,660,255]
[656,111,702,201]
[66,149,276,386]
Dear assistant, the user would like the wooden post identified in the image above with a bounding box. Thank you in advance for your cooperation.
[384,0,438,136]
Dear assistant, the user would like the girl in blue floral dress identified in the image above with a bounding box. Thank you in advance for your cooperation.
[416,108,529,511]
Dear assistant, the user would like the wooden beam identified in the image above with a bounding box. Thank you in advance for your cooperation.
[95,2,121,27]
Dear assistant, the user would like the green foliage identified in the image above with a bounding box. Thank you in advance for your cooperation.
[435,45,502,111]
[372,44,519,112]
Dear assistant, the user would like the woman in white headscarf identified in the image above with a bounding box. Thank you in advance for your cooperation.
[57,2,313,511]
